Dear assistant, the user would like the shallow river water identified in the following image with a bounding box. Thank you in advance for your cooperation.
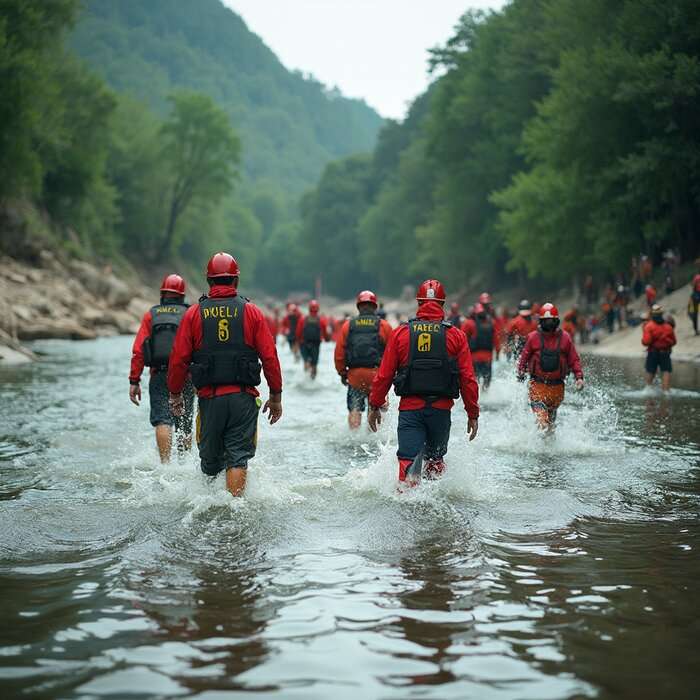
[1,336,699,699]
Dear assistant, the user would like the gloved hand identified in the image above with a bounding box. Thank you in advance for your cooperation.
[517,374,526,383]
[129,383,141,406]
[340,375,348,386]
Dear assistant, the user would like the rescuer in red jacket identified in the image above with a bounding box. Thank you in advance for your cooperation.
[295,299,330,379]
[642,304,676,392]
[461,302,501,391]
[517,302,584,432]
[129,274,195,462]
[167,252,283,497]
[368,279,480,487]
[334,290,393,429]
[505,300,538,361]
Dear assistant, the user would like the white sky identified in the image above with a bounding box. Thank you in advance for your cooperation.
[223,0,508,120]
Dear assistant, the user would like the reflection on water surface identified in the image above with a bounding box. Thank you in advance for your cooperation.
[0,338,698,698]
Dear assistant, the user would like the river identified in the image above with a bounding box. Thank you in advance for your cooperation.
[1,336,699,699]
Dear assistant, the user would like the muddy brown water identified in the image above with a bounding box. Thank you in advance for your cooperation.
[1,337,699,699]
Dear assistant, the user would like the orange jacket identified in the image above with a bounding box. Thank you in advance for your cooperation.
[334,315,393,391]
[642,319,676,352]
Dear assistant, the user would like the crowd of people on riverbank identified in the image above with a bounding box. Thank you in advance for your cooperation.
[128,250,688,498]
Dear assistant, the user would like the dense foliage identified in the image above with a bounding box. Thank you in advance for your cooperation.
[299,0,700,296]
[0,0,383,288]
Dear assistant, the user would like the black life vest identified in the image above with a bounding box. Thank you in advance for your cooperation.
[469,318,494,352]
[287,313,299,338]
[393,319,460,399]
[346,312,384,369]
[532,329,565,384]
[303,315,321,343]
[189,296,261,390]
[143,301,188,369]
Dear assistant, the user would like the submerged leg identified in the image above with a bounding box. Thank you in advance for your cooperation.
[155,424,173,463]
[226,467,247,497]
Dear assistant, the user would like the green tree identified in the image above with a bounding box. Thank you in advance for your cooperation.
[298,153,373,296]
[0,0,78,198]
[158,90,241,257]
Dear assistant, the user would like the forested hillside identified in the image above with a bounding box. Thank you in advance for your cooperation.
[299,0,700,297]
[70,0,383,199]
[0,0,383,291]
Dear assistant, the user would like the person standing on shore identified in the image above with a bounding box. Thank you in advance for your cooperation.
[167,252,283,497]
[367,279,479,487]
[129,274,194,462]
[334,290,393,429]
[642,304,676,392]
[517,303,584,433]
[688,258,700,335]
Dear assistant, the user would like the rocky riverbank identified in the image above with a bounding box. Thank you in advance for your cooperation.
[0,253,152,365]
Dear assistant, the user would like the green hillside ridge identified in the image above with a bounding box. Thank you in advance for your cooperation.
[70,0,384,199]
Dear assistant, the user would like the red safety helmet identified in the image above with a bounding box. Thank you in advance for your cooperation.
[416,279,446,302]
[160,274,185,295]
[206,252,239,278]
[309,299,320,312]
[356,290,378,306]
[539,302,559,319]
[473,302,485,315]
[479,292,491,305]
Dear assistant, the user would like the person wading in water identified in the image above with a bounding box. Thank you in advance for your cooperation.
[367,279,479,488]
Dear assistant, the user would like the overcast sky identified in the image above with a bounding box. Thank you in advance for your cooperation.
[223,0,508,120]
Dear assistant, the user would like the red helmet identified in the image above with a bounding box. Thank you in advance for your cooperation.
[309,299,320,312]
[479,292,491,305]
[356,290,378,306]
[416,279,446,302]
[540,302,559,319]
[206,252,239,278]
[160,274,185,295]
[288,304,299,314]
[450,302,460,312]
[473,302,485,314]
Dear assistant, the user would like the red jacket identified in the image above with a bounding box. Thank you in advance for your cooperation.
[369,301,480,418]
[295,312,330,343]
[505,315,538,343]
[461,317,501,362]
[642,319,676,352]
[129,311,152,383]
[167,285,282,399]
[518,329,583,381]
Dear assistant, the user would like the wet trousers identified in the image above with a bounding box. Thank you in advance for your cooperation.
[528,381,564,430]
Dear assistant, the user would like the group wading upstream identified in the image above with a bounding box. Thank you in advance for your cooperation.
[0,335,699,698]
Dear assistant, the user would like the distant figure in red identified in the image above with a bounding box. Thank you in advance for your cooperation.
[642,304,676,392]
[295,299,330,379]
[644,283,657,310]
[462,302,501,390]
[265,307,280,341]
[280,303,302,359]
[505,300,537,361]
[447,302,462,327]
[518,302,584,433]
[689,258,700,335]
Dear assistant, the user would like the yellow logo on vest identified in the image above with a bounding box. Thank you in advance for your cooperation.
[218,319,229,342]
[203,305,237,319]
[417,333,432,352]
